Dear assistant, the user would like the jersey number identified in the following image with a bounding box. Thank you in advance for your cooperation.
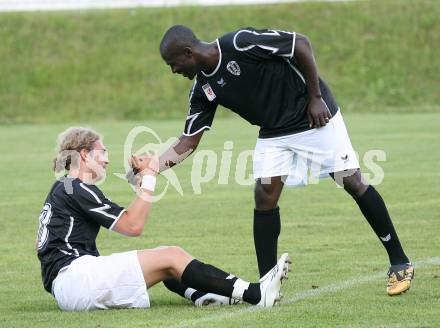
[37,203,52,250]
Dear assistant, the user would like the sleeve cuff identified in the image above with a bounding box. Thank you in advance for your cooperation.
[290,32,296,58]
[182,126,211,136]
[109,209,126,231]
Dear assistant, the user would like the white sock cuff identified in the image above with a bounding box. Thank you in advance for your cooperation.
[184,288,197,300]
[232,278,250,300]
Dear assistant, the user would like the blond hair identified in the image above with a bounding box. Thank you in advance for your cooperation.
[53,127,101,172]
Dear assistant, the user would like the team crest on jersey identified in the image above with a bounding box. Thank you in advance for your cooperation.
[226,61,241,76]
[202,83,216,101]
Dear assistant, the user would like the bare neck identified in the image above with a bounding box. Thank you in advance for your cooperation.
[67,166,94,185]
[197,41,220,75]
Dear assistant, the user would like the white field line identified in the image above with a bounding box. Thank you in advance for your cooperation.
[0,0,363,13]
[165,257,440,328]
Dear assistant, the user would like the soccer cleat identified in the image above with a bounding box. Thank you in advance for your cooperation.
[387,263,414,296]
[194,293,242,307]
[256,252,290,307]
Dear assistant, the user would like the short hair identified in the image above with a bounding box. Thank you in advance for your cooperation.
[53,127,101,172]
[160,25,198,55]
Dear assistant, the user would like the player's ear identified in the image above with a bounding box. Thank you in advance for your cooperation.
[183,46,193,57]
[79,148,89,162]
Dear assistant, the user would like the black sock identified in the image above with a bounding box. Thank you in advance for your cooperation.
[163,279,206,303]
[242,284,261,305]
[163,279,186,298]
[181,259,236,296]
[254,207,281,277]
[355,185,409,265]
[181,259,261,304]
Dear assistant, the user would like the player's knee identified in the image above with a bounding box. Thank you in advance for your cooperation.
[153,245,170,250]
[170,246,187,257]
[164,246,192,277]
[160,245,184,259]
[153,246,183,277]
[254,183,278,210]
[166,246,190,262]
[343,174,368,198]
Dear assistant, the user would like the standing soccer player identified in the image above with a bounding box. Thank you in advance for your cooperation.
[36,127,289,311]
[155,25,413,295]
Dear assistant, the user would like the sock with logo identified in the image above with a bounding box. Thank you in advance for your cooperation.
[181,259,261,304]
[355,185,409,265]
[254,207,281,277]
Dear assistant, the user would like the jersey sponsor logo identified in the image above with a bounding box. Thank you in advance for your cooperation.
[202,83,216,101]
[226,61,241,76]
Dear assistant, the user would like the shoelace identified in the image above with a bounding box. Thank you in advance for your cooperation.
[268,265,279,281]
[387,268,405,282]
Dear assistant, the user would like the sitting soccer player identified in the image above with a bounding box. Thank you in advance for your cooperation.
[36,127,290,311]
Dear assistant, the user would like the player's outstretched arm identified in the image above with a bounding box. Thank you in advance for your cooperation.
[114,130,203,237]
[294,33,332,128]
[113,156,157,237]
[158,131,204,172]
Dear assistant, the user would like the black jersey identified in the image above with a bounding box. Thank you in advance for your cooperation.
[36,177,125,293]
[183,27,339,138]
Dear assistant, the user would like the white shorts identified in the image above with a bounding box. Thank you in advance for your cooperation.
[52,250,149,311]
[253,110,360,187]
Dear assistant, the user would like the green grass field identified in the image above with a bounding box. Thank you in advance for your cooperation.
[0,0,439,123]
[1,113,439,327]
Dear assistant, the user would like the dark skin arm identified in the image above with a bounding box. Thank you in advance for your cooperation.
[155,34,324,171]
[294,33,332,128]
[158,131,204,172]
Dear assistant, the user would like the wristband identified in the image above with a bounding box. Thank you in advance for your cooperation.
[141,175,156,192]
